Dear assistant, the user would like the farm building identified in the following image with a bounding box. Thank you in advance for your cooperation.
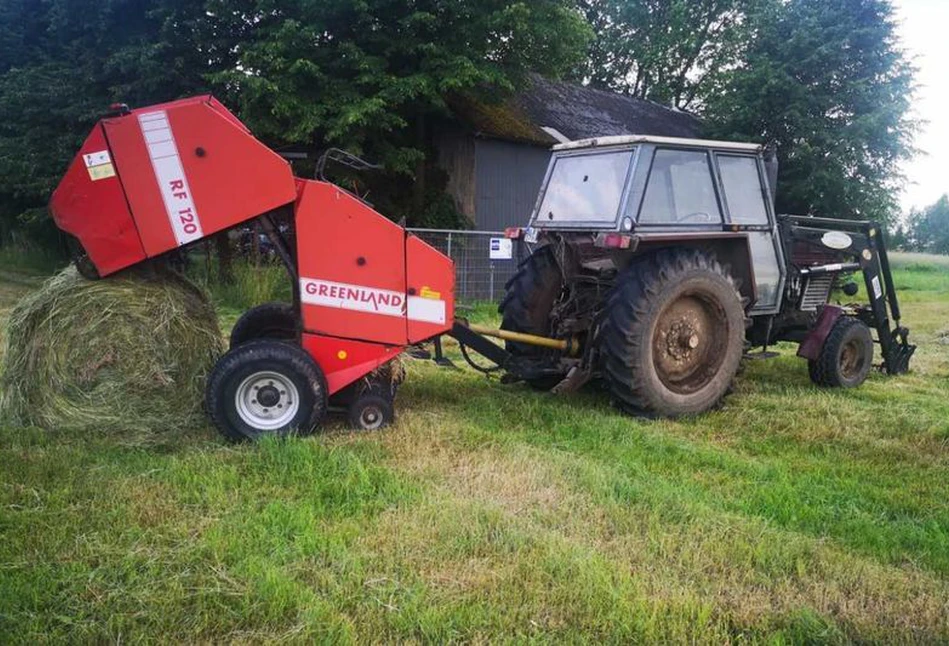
[437,74,702,232]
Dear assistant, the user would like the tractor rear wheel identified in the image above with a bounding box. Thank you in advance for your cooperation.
[808,317,873,388]
[206,339,327,442]
[230,302,298,348]
[600,249,746,417]
[498,245,564,389]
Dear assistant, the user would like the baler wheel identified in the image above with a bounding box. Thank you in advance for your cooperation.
[498,245,564,389]
[206,339,327,442]
[348,394,394,431]
[230,302,298,348]
[808,317,873,388]
[599,249,745,417]
[66,235,100,280]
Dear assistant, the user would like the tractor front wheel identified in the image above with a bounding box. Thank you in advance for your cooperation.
[599,249,746,417]
[206,339,327,442]
[808,317,873,388]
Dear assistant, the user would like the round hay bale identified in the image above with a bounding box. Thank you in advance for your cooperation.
[0,266,224,434]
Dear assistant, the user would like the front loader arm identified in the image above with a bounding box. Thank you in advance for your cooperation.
[781,215,915,374]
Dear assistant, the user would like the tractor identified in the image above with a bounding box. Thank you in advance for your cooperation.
[48,98,914,440]
[460,134,915,417]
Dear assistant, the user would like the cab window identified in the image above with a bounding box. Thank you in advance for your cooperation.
[638,149,721,225]
[536,150,633,223]
[718,154,769,225]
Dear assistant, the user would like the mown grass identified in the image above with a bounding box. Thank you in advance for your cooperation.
[1,255,948,642]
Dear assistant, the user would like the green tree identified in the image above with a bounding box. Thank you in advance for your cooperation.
[0,0,218,243]
[208,0,590,223]
[0,0,591,241]
[702,0,916,224]
[906,195,949,254]
[578,0,758,110]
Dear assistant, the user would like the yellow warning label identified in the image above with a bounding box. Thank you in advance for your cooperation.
[419,286,441,300]
[88,163,116,181]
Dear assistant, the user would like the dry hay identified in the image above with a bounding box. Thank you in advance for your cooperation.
[0,266,224,435]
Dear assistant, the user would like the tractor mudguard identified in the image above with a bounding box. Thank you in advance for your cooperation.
[797,305,844,361]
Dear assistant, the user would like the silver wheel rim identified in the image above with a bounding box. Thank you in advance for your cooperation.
[358,403,385,431]
[235,371,300,431]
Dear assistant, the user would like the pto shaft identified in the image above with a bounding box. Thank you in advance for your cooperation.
[466,323,580,356]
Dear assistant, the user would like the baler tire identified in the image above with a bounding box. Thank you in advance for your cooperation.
[66,235,100,280]
[230,302,298,348]
[206,339,327,442]
[808,317,873,388]
[498,245,564,390]
[600,249,746,418]
[348,394,394,431]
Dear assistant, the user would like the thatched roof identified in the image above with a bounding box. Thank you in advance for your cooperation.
[450,75,702,146]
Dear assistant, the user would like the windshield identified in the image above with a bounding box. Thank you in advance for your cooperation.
[535,150,633,224]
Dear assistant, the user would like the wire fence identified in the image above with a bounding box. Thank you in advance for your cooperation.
[407,228,529,302]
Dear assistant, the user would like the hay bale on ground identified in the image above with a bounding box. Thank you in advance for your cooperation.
[0,267,224,434]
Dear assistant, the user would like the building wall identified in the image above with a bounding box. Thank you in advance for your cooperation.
[435,130,477,222]
[474,139,550,231]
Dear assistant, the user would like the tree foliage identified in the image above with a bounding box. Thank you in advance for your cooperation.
[0,0,919,243]
[211,1,588,160]
[578,0,756,110]
[0,0,220,241]
[702,0,916,224]
[903,195,949,254]
[0,0,590,240]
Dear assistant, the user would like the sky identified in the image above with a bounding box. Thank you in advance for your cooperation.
[892,0,949,213]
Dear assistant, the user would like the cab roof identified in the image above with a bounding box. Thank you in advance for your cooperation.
[553,134,763,153]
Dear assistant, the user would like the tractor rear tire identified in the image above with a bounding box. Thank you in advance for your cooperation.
[808,317,873,388]
[230,302,298,348]
[600,249,746,417]
[498,245,563,389]
[206,339,327,442]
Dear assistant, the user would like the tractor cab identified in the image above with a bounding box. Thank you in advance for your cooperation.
[524,135,786,315]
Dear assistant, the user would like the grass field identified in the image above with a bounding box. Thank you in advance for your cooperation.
[1,253,948,643]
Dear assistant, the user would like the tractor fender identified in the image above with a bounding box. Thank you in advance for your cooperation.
[797,305,845,361]
[634,233,757,307]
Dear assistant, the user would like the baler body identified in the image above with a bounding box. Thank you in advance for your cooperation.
[49,96,455,432]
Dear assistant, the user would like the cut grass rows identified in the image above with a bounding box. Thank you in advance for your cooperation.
[1,257,948,642]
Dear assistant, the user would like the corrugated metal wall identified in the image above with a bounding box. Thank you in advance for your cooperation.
[474,139,550,230]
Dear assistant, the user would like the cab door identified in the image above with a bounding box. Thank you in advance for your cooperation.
[714,153,785,313]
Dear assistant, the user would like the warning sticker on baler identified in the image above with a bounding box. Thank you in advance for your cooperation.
[84,149,116,181]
